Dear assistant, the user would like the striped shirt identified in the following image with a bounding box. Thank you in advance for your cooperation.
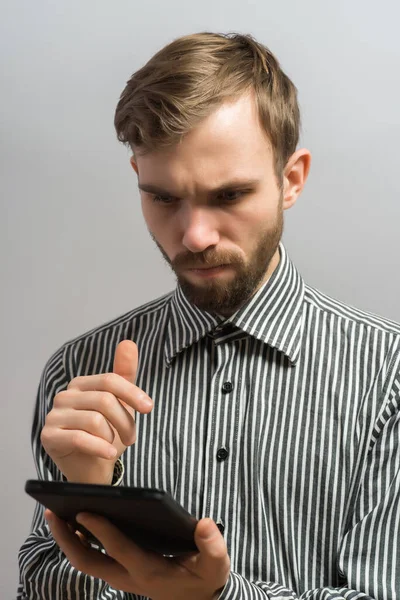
[18,243,400,600]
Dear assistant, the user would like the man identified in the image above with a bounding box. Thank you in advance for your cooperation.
[18,32,399,599]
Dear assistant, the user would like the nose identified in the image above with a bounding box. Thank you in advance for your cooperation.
[180,205,220,253]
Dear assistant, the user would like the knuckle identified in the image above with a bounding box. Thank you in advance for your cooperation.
[67,376,82,390]
[40,427,51,446]
[207,537,228,561]
[53,390,68,407]
[70,430,84,450]
[99,392,115,412]
[44,410,55,426]
[102,372,117,387]
[90,411,106,430]
[40,427,58,453]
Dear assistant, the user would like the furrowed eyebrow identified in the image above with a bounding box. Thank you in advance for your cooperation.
[206,179,260,195]
[138,183,175,196]
[138,179,259,197]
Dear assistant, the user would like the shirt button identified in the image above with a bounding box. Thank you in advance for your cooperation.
[222,381,233,393]
[216,447,229,461]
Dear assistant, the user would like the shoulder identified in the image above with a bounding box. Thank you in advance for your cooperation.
[303,284,400,384]
[304,283,400,338]
[44,290,174,377]
[303,285,400,408]
[65,290,174,348]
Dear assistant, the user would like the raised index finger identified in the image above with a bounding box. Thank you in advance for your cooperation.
[113,340,138,385]
[67,373,153,414]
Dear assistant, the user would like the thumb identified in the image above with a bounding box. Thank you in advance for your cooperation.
[113,340,138,385]
[194,518,229,574]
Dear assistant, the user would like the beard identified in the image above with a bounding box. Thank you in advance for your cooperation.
[149,198,284,316]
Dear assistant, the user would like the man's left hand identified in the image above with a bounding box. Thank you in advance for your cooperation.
[45,510,230,599]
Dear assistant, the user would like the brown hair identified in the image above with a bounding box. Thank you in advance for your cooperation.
[114,32,300,177]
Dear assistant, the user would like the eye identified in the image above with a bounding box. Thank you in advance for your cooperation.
[217,190,245,202]
[152,195,175,204]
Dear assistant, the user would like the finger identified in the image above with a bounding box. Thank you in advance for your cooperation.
[76,512,169,575]
[113,340,138,385]
[46,408,115,445]
[53,391,136,446]
[192,518,229,577]
[45,510,126,583]
[67,374,153,414]
[41,427,118,460]
[113,341,139,413]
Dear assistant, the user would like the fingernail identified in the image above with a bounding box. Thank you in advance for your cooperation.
[199,519,215,539]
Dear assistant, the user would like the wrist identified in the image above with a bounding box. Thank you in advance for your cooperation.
[65,459,118,485]
[212,572,230,599]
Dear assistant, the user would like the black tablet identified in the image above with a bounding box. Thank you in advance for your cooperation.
[25,479,198,556]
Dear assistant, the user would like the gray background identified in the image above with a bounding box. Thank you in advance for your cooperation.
[1,0,399,597]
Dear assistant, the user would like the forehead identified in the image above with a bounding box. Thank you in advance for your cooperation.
[134,93,273,192]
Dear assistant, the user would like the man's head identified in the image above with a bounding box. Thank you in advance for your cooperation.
[114,32,310,316]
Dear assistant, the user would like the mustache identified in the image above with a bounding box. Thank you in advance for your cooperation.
[149,234,241,270]
[173,251,238,270]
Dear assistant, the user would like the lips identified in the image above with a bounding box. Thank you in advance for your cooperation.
[185,264,230,279]
[188,264,225,270]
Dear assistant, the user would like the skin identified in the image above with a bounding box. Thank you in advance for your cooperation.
[41,340,152,486]
[133,92,311,316]
[45,91,311,598]
[46,511,230,599]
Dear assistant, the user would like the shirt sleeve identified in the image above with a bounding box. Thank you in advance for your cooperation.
[16,346,137,600]
[218,388,400,600]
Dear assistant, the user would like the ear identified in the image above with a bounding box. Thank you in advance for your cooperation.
[130,156,139,175]
[282,149,311,210]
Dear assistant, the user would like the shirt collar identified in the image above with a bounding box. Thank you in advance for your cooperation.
[164,243,305,367]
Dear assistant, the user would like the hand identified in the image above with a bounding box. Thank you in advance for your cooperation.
[45,510,230,600]
[41,340,153,484]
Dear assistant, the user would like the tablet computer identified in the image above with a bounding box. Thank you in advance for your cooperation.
[25,479,198,556]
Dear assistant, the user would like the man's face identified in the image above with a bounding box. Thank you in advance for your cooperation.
[133,93,298,316]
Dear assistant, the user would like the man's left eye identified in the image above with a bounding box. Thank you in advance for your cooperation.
[152,195,175,204]
[219,190,244,202]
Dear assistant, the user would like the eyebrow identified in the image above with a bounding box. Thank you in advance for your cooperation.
[138,179,260,197]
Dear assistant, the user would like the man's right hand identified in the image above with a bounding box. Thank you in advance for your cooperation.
[41,340,153,485]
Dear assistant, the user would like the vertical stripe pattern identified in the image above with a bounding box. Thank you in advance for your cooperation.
[18,244,400,599]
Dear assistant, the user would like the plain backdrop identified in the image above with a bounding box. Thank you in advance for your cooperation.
[1,0,399,597]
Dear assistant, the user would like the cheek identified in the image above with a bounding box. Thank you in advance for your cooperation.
[247,202,280,230]
[141,202,177,253]
[141,201,163,237]
[235,206,280,249]
[229,207,269,240]
[140,198,152,226]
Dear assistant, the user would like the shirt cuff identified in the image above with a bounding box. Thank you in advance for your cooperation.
[111,459,124,486]
[217,572,266,599]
